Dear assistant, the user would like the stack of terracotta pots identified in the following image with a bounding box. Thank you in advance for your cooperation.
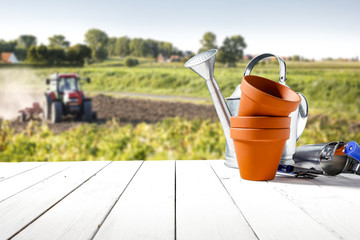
[230,75,301,181]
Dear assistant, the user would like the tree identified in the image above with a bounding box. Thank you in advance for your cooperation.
[128,38,174,58]
[158,41,173,57]
[14,48,27,61]
[47,49,66,65]
[0,39,17,52]
[198,32,217,53]
[17,35,37,50]
[217,35,246,66]
[48,35,70,49]
[107,37,117,56]
[94,48,108,62]
[129,38,146,57]
[171,47,183,57]
[144,39,159,58]
[115,36,130,56]
[25,45,38,63]
[84,29,109,62]
[36,44,48,62]
[0,39,7,53]
[25,45,49,63]
[67,44,92,65]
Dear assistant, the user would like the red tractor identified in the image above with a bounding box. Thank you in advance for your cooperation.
[43,73,94,123]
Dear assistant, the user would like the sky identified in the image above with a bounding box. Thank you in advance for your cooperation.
[1,0,359,60]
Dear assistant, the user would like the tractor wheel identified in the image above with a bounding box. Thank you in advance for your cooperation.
[51,101,62,123]
[20,112,26,122]
[43,95,51,121]
[83,101,92,122]
[92,111,97,121]
[75,113,82,121]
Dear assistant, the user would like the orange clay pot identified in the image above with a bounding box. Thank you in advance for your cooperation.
[230,116,291,129]
[230,128,290,181]
[238,75,301,117]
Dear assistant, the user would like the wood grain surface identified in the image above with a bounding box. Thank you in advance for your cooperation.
[0,160,359,240]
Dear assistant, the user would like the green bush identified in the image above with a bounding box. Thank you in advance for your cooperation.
[124,57,139,67]
[1,113,359,162]
[0,118,225,162]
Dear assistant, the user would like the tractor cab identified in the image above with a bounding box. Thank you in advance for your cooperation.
[47,73,83,92]
[58,76,79,92]
[44,73,93,123]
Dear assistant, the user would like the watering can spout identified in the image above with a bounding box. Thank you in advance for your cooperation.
[184,50,216,81]
[184,49,236,163]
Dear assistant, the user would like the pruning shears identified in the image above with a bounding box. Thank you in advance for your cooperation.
[277,164,322,179]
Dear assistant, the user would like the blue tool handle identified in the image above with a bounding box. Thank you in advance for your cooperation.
[345,141,360,162]
[278,164,294,173]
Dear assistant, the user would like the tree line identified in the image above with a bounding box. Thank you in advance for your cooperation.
[0,29,248,66]
[85,29,183,61]
[0,29,183,65]
[0,35,91,65]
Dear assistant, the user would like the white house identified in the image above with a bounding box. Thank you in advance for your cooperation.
[1,52,19,64]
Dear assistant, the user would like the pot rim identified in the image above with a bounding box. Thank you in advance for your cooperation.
[230,127,290,141]
[230,116,291,129]
[242,75,301,104]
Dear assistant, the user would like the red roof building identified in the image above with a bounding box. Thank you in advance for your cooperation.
[1,52,18,64]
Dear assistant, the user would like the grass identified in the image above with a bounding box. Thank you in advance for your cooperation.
[18,58,358,119]
[1,58,359,119]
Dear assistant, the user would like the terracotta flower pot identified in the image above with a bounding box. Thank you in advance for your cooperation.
[230,116,291,129]
[230,127,290,181]
[238,75,301,117]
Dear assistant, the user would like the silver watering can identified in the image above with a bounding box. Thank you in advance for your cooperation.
[185,49,309,168]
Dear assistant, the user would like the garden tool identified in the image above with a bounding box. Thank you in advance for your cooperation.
[185,50,309,168]
[344,141,360,162]
[277,164,322,179]
[293,141,360,176]
[185,49,236,165]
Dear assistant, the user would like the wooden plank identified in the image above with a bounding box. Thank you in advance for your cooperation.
[270,173,360,239]
[13,161,142,240]
[209,160,339,240]
[176,160,257,240]
[0,162,47,182]
[0,161,110,239]
[94,160,175,240]
[0,161,75,202]
[308,173,360,204]
[339,173,360,182]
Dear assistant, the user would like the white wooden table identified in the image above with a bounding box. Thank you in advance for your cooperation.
[0,160,359,240]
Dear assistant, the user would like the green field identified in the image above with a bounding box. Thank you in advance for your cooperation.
[0,59,359,161]
[3,59,359,117]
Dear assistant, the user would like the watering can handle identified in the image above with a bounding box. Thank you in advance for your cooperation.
[296,93,309,141]
[243,53,287,84]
